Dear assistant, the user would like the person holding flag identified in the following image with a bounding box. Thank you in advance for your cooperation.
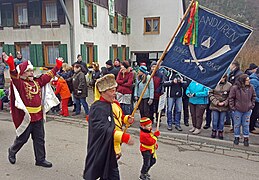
[3,52,63,168]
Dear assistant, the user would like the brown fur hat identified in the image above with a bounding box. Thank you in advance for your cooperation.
[96,74,117,92]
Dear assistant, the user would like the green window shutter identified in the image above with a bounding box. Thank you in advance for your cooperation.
[92,4,97,27]
[59,44,68,63]
[109,46,113,61]
[36,44,43,67]
[29,44,38,66]
[80,0,86,25]
[118,47,122,61]
[80,44,87,63]
[109,15,114,32]
[126,17,131,34]
[93,45,98,62]
[126,47,130,60]
[118,15,122,33]
[8,45,15,56]
[2,44,9,54]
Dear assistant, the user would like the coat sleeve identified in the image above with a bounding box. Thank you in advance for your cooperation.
[140,133,157,146]
[195,86,209,97]
[228,87,236,111]
[55,82,61,95]
[209,90,219,106]
[149,77,154,99]
[78,73,86,90]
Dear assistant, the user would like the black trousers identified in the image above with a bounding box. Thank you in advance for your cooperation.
[182,96,189,124]
[139,98,150,118]
[250,102,259,131]
[100,167,120,180]
[9,119,46,162]
[149,99,159,122]
[141,151,156,174]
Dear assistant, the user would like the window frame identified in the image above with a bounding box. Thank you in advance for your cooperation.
[42,0,58,25]
[144,17,160,35]
[112,45,118,60]
[85,42,94,65]
[42,42,60,67]
[14,42,31,60]
[14,3,29,27]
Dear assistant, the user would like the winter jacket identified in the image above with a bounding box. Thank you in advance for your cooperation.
[164,74,183,98]
[55,78,71,100]
[72,71,88,99]
[229,85,256,112]
[0,62,5,89]
[91,70,101,87]
[152,71,164,100]
[250,73,259,102]
[134,75,154,99]
[58,70,74,92]
[186,81,209,105]
[209,81,232,112]
[72,61,88,75]
[116,71,134,94]
[228,68,243,85]
[139,127,158,154]
[107,66,119,78]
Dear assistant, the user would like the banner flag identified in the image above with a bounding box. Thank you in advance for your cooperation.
[161,6,253,89]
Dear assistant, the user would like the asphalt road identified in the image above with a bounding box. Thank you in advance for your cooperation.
[1,119,259,180]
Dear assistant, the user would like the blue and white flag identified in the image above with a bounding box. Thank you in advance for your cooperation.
[161,6,253,89]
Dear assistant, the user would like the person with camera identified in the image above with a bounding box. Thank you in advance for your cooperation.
[164,70,184,131]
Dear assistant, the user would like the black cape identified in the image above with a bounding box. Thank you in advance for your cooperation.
[83,100,117,180]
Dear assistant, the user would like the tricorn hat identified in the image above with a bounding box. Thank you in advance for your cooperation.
[96,74,117,92]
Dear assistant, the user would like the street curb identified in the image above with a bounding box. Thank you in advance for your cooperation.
[47,115,259,155]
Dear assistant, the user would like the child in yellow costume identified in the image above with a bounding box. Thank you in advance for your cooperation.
[94,76,134,158]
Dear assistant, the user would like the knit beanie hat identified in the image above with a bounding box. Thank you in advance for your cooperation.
[249,63,258,70]
[106,60,113,66]
[150,61,157,67]
[139,66,148,74]
[140,117,152,126]
[122,61,130,69]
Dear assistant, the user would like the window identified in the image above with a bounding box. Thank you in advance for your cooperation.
[109,45,118,61]
[144,17,160,34]
[15,43,31,60]
[80,0,97,27]
[42,0,58,25]
[81,43,98,64]
[0,9,1,26]
[109,14,118,33]
[14,3,28,26]
[122,16,126,34]
[43,42,60,66]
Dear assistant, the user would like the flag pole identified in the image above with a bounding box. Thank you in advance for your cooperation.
[124,0,196,133]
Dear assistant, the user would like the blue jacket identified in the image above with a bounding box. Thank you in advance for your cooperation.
[250,73,259,102]
[186,81,209,105]
[134,75,154,99]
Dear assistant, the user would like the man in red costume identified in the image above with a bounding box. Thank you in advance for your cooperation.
[2,52,63,168]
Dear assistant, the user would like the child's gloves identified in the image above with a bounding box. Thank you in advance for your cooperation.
[56,57,63,69]
[155,143,158,150]
[3,53,15,71]
[154,130,160,137]
[77,90,82,95]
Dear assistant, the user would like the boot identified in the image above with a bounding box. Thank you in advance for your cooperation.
[244,137,249,147]
[211,129,216,138]
[218,131,224,140]
[139,173,149,180]
[233,137,239,145]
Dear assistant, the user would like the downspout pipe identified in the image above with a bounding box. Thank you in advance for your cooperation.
[59,0,74,64]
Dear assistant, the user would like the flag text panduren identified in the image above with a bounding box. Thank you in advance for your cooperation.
[199,16,240,43]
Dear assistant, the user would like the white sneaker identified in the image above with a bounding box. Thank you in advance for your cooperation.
[189,127,196,132]
[193,129,201,135]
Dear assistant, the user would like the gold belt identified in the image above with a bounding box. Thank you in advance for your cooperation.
[26,106,42,113]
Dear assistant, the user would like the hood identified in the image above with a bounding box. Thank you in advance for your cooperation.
[250,73,259,80]
[58,78,67,83]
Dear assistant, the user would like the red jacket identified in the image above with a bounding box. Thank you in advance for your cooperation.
[139,128,157,153]
[55,78,71,99]
[116,71,134,94]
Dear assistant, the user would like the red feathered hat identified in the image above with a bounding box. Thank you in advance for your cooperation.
[16,60,33,75]
[140,117,152,126]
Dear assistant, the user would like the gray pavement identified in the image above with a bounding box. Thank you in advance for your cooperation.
[1,116,259,180]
